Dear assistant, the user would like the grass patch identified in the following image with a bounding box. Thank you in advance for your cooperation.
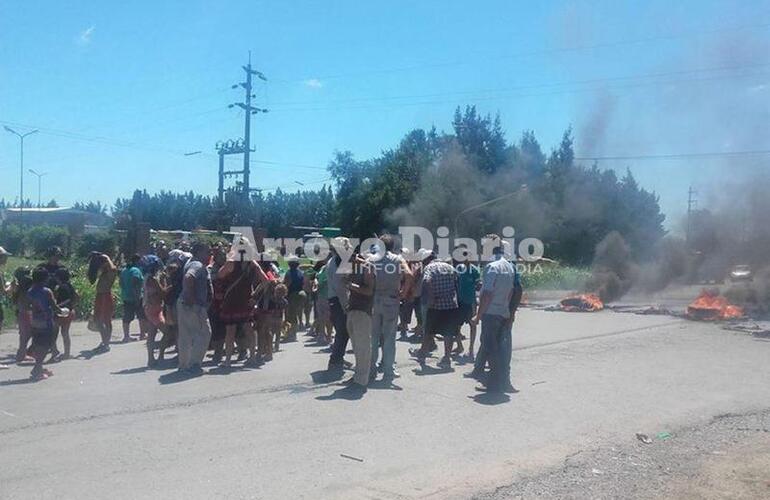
[521,264,589,290]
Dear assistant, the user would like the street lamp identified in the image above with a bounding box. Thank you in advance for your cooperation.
[4,126,39,220]
[28,169,48,208]
[453,185,528,237]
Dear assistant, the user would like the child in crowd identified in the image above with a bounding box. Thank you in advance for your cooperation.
[12,267,32,363]
[269,283,289,353]
[142,256,168,367]
[27,268,62,380]
[52,268,78,361]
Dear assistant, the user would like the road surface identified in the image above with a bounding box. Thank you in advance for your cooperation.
[1,308,768,499]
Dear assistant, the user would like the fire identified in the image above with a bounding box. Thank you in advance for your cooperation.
[686,290,744,321]
[560,293,604,312]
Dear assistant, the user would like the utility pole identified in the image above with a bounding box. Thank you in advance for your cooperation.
[215,139,248,203]
[686,186,697,246]
[28,169,48,208]
[4,126,38,221]
[228,52,267,198]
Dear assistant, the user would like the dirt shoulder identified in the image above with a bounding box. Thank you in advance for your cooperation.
[475,409,770,500]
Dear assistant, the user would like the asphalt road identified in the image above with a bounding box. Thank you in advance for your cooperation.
[1,308,768,499]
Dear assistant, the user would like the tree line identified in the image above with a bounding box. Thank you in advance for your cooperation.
[2,106,666,265]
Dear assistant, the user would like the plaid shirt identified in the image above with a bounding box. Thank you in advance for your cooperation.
[422,260,459,310]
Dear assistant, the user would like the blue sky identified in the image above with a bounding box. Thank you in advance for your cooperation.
[2,0,769,231]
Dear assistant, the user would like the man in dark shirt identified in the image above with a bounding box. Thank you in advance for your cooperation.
[345,254,375,390]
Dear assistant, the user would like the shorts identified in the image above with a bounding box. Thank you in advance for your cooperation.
[30,326,54,355]
[425,307,460,339]
[457,301,476,324]
[123,300,146,322]
[55,309,75,329]
[94,292,115,325]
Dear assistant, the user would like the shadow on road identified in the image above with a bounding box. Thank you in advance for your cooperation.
[310,369,345,384]
[368,379,403,391]
[412,364,454,376]
[158,370,203,385]
[112,358,177,375]
[0,377,36,386]
[470,392,510,405]
[315,384,367,401]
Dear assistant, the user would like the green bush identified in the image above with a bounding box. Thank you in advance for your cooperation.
[77,231,118,258]
[0,224,26,255]
[24,225,69,257]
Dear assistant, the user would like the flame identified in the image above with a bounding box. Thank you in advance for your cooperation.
[560,293,604,312]
[686,290,744,321]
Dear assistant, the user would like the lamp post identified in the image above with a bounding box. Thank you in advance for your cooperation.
[28,169,48,208]
[453,185,527,237]
[4,126,39,220]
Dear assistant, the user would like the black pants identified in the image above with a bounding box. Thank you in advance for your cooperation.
[328,297,348,366]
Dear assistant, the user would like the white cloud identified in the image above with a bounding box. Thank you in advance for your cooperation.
[77,26,95,46]
[304,78,323,89]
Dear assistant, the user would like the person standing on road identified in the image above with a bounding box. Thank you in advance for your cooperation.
[27,267,63,381]
[410,254,460,368]
[368,234,412,383]
[327,237,352,372]
[176,242,213,375]
[142,255,168,367]
[52,268,78,361]
[88,252,118,353]
[453,251,481,359]
[284,256,305,340]
[207,244,228,364]
[469,238,522,394]
[345,249,375,391]
[0,246,11,369]
[218,238,267,368]
[120,254,146,343]
[313,260,333,345]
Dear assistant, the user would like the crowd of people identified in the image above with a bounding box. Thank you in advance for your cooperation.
[0,233,522,395]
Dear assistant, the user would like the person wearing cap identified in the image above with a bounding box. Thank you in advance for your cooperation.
[468,235,522,394]
[345,247,375,391]
[0,246,10,369]
[283,255,305,341]
[368,234,413,383]
[326,237,352,372]
[177,241,213,375]
[218,237,267,368]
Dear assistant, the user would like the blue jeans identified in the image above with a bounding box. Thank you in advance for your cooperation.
[477,314,512,391]
[328,297,349,366]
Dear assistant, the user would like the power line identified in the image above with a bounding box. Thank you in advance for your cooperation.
[268,61,770,109]
[269,20,770,84]
[0,119,328,171]
[268,64,770,113]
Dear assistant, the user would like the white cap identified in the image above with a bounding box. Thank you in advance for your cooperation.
[0,246,11,256]
[415,248,433,261]
[331,236,351,251]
